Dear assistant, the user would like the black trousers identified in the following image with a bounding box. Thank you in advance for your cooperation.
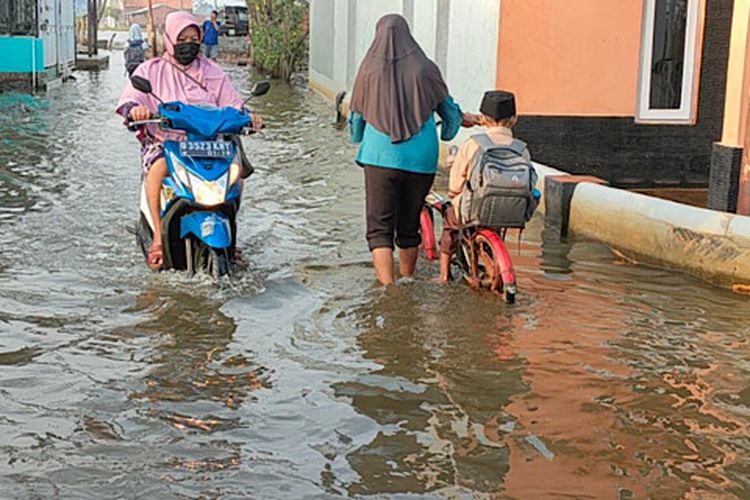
[364,165,435,251]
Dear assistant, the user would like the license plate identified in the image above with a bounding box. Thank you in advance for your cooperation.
[179,141,233,158]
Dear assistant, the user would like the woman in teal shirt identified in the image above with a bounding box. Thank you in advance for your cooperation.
[349,14,475,285]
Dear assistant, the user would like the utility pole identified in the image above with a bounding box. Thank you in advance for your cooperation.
[87,0,98,56]
[147,0,158,56]
[248,4,253,65]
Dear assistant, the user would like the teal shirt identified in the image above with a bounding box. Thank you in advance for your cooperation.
[348,96,463,174]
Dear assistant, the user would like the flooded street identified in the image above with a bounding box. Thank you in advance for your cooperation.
[1,54,750,498]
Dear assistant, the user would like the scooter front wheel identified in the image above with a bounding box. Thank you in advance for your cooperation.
[189,238,231,279]
[207,248,231,279]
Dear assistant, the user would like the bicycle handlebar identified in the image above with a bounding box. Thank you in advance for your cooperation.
[424,191,450,215]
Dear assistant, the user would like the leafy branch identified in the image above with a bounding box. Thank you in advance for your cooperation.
[247,0,309,81]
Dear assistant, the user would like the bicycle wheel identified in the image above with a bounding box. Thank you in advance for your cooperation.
[469,229,517,303]
[419,206,438,261]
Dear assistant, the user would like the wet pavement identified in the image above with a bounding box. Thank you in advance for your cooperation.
[0,53,749,498]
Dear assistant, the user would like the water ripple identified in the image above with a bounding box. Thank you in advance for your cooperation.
[0,52,748,497]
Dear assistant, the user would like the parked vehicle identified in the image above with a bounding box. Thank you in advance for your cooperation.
[219,6,249,37]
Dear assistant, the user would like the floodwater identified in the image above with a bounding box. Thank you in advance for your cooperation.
[1,53,749,499]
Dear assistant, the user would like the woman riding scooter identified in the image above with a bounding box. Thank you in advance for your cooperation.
[116,11,262,270]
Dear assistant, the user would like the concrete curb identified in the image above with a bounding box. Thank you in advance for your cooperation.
[532,163,568,214]
[566,179,750,289]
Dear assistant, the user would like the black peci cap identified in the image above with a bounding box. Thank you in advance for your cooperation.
[480,91,516,121]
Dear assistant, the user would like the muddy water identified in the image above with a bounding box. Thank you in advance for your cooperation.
[0,53,749,498]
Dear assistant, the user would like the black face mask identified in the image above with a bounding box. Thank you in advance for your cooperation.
[173,42,200,66]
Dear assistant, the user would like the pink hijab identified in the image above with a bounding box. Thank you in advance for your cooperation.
[116,11,243,119]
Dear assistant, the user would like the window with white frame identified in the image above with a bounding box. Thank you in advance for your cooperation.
[637,0,702,123]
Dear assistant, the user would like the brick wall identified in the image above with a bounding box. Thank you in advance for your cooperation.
[124,0,193,10]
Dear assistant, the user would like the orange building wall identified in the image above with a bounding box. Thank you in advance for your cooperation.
[497,0,645,117]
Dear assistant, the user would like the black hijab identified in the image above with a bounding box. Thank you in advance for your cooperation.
[350,14,449,143]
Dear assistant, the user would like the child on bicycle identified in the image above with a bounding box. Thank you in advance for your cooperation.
[438,90,530,283]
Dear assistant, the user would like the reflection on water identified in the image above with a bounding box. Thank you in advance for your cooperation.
[0,53,748,497]
[128,289,269,409]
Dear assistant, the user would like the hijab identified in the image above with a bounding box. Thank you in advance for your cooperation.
[116,11,243,140]
[117,11,243,115]
[350,14,449,143]
[128,23,143,43]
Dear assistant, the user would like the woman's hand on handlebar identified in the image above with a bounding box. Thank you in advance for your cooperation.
[250,112,263,132]
[129,106,152,122]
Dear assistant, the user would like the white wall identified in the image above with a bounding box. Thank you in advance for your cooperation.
[446,0,501,143]
[353,0,404,75]
[38,0,77,71]
[310,0,502,145]
[411,0,437,59]
[309,0,337,95]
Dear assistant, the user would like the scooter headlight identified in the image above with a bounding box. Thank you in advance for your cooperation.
[229,162,241,186]
[170,154,191,188]
[190,172,228,206]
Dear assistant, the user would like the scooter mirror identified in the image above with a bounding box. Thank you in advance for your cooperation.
[251,81,271,97]
[131,76,153,95]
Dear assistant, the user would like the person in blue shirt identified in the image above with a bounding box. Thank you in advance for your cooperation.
[202,10,220,59]
[349,14,478,286]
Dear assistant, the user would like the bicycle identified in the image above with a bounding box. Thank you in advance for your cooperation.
[420,191,518,304]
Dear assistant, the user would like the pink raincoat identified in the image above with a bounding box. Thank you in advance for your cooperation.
[116,11,243,142]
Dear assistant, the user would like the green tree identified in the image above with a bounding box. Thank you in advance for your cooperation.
[247,0,309,81]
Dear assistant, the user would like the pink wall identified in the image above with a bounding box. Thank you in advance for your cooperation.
[497,0,645,117]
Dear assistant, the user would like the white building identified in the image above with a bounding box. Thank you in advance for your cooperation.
[0,0,76,91]
[309,0,501,143]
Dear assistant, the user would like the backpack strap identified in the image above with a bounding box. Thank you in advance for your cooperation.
[464,135,490,193]
[470,134,528,156]
[470,133,497,152]
[509,138,528,156]
[162,57,211,94]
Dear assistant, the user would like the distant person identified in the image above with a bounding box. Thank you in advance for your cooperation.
[202,10,221,60]
[125,23,148,76]
[348,14,478,286]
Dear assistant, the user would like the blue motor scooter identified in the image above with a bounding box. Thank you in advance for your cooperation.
[128,76,269,277]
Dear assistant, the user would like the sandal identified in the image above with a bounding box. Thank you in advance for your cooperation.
[232,248,249,270]
[147,242,163,270]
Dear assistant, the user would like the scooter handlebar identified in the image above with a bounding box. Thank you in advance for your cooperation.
[127,116,164,131]
[241,122,266,136]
